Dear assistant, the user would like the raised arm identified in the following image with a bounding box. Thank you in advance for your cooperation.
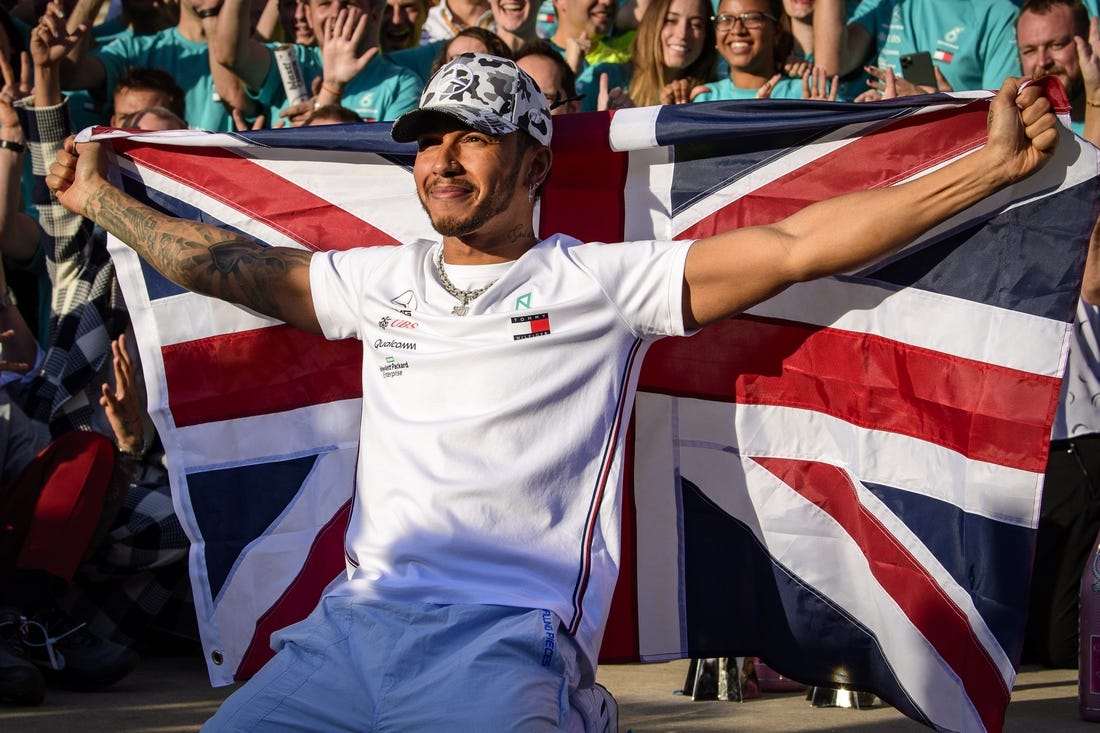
[46,138,320,333]
[212,0,275,91]
[811,0,871,78]
[682,77,1059,329]
[0,53,39,264]
[1077,16,1100,148]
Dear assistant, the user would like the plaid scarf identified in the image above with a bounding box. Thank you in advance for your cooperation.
[14,98,130,438]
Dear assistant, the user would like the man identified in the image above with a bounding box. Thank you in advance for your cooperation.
[46,53,1057,729]
[213,0,421,123]
[276,0,316,45]
[549,0,631,72]
[110,66,186,126]
[1017,0,1092,136]
[516,40,583,113]
[380,0,429,51]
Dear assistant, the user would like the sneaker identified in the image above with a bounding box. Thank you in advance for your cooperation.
[570,682,618,733]
[0,609,44,705]
[21,608,139,691]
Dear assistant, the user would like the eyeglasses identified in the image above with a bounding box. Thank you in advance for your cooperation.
[546,93,585,111]
[711,11,777,30]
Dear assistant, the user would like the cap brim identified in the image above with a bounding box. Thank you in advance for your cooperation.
[391,106,521,143]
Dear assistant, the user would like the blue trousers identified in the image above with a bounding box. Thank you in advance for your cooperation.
[203,598,593,732]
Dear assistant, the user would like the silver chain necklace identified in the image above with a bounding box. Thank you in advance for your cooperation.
[436,248,497,316]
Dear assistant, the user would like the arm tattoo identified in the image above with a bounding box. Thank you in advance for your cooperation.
[88,183,313,322]
[207,241,313,320]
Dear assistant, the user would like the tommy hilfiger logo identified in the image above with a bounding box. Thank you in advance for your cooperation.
[511,313,551,340]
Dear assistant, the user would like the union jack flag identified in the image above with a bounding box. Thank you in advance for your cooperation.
[91,87,1098,732]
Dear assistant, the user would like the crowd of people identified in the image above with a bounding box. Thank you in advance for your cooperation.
[0,0,1092,726]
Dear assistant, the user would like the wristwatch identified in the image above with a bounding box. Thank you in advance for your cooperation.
[0,286,17,308]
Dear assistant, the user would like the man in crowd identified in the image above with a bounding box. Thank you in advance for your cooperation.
[213,0,421,123]
[380,0,430,51]
[1017,0,1095,136]
[516,40,583,113]
[46,53,1057,729]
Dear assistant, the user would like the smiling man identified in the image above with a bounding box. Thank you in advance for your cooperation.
[1017,0,1090,135]
[549,0,632,71]
[47,53,1058,731]
[380,0,431,50]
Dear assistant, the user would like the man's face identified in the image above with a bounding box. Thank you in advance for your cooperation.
[1017,5,1084,98]
[112,87,173,127]
[489,0,535,36]
[413,122,529,238]
[380,0,427,52]
[281,0,316,45]
[517,54,577,114]
[554,0,615,40]
[307,0,374,45]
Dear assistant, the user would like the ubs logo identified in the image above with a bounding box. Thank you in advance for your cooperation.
[379,316,419,330]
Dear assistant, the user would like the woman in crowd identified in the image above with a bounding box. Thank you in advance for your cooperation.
[694,0,835,101]
[577,0,717,110]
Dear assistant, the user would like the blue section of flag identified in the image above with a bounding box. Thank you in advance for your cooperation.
[232,122,417,165]
[678,477,930,726]
[865,181,1097,322]
[862,480,1037,662]
[653,98,917,148]
[187,455,319,601]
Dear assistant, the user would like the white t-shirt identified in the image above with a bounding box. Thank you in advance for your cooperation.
[310,234,692,668]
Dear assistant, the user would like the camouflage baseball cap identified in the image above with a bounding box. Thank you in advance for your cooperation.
[391,53,552,147]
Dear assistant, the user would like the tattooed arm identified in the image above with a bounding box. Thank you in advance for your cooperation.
[46,136,321,334]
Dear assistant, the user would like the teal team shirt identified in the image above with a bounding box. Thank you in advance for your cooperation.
[93,27,233,131]
[693,75,805,102]
[254,44,422,122]
[388,39,448,83]
[576,62,631,111]
[850,0,1022,92]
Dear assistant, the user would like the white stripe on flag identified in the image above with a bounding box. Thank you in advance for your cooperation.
[740,457,987,733]
[749,277,1069,377]
[657,397,1042,527]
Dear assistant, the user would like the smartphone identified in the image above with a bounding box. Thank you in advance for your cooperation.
[900,51,937,88]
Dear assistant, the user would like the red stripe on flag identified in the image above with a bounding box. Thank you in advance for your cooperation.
[678,105,988,236]
[542,113,627,244]
[117,143,401,249]
[236,500,352,681]
[162,325,363,428]
[638,316,1058,472]
[755,457,1009,733]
